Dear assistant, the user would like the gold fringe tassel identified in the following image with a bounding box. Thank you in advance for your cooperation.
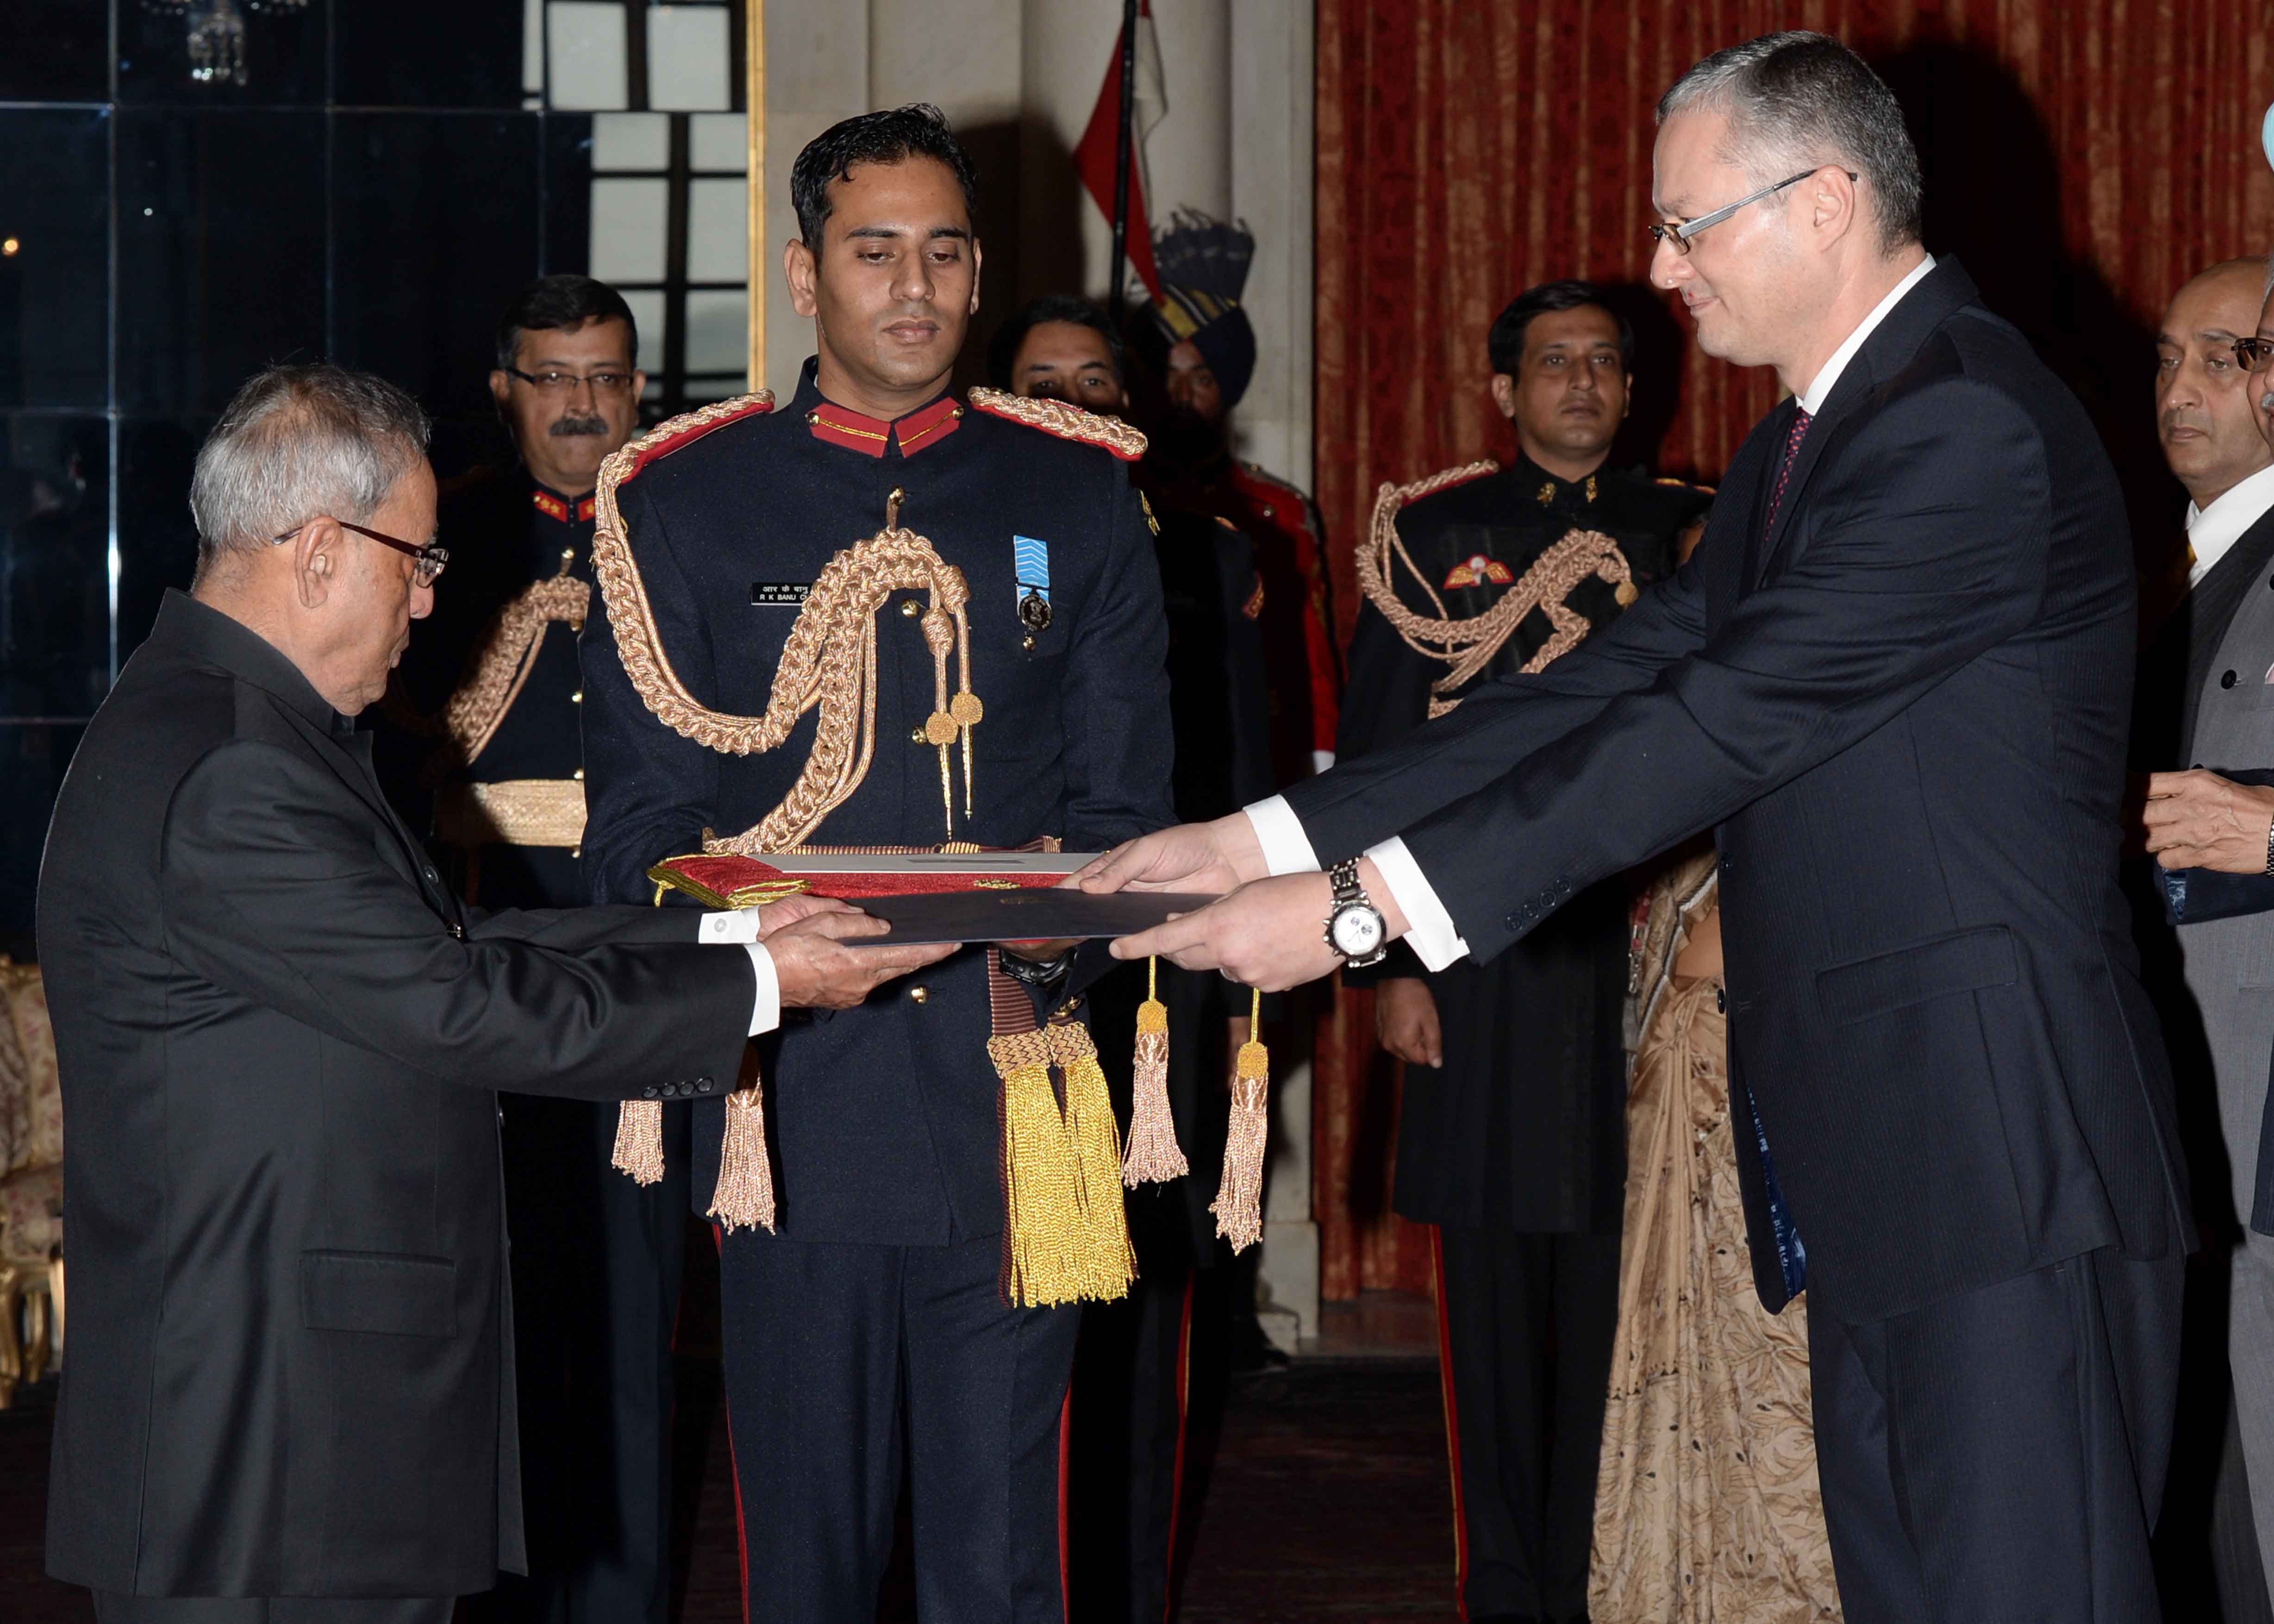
[1121,958,1187,1186]
[1211,988,1269,1253]
[612,1099,666,1186]
[706,1061,778,1233]
[992,1026,1135,1308]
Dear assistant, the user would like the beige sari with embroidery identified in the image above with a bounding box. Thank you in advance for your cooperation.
[1589,852,1842,1622]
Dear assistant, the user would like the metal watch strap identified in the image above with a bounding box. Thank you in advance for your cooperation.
[2264,814,2273,877]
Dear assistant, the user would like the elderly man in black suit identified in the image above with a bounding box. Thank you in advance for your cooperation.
[38,363,946,1624]
[1088,32,2192,1624]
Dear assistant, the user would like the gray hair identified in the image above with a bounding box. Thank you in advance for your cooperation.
[1658,31,1924,257]
[189,363,431,572]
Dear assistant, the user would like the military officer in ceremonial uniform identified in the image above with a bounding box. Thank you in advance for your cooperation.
[578,109,1173,1624]
[1337,280,1710,1624]
[1135,214,1343,783]
[376,275,692,1624]
[989,292,1274,1622]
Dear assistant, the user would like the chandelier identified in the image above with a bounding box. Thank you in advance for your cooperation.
[143,0,310,87]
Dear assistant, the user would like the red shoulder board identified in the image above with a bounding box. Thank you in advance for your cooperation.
[1398,459,1499,508]
[966,388,1147,462]
[611,392,775,491]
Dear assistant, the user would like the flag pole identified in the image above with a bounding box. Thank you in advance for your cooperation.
[1106,0,1140,322]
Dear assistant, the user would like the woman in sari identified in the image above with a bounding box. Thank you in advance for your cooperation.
[1590,850,1842,1622]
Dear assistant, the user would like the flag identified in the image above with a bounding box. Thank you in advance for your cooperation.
[1073,1,1166,300]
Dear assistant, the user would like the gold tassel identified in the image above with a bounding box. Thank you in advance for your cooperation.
[706,1053,777,1233]
[612,1099,666,1186]
[992,1026,1135,1307]
[1122,958,1188,1186]
[1211,988,1269,1253]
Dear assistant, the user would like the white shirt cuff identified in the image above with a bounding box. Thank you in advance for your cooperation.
[699,908,763,943]
[1243,795,1322,877]
[741,944,780,1036]
[1365,836,1468,972]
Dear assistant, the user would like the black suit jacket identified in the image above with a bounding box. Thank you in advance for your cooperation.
[40,591,753,1599]
[1283,260,2190,1322]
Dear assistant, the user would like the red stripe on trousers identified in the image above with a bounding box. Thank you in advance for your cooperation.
[712,1223,752,1624]
[1162,1273,1195,1623]
[1057,1386,1074,1623]
[1430,1225,1470,1621]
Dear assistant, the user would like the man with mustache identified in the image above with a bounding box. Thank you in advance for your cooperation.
[1335,280,1710,1624]
[375,274,682,1624]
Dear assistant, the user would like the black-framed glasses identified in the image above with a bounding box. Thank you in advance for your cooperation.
[270,518,449,586]
[2234,337,2274,375]
[502,366,638,395]
[1649,168,1860,256]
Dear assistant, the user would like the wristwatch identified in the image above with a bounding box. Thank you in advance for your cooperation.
[999,945,1077,988]
[1323,858,1388,968]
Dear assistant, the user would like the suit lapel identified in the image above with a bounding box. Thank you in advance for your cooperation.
[1750,260,1984,591]
[2181,502,2274,759]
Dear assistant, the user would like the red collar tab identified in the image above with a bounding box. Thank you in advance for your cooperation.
[530,489,600,524]
[805,395,965,458]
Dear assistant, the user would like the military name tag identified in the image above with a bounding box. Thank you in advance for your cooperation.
[750,581,811,607]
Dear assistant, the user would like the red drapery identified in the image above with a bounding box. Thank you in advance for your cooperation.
[1312,1,2274,1300]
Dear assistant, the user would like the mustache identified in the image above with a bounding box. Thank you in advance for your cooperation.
[550,414,610,437]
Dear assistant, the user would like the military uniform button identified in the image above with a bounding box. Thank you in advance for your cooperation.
[1022,635,1036,652]
[561,548,575,564]
[571,690,584,703]
[910,726,928,743]
[570,845,581,859]
[901,599,921,617]
[572,768,585,782]
[909,984,930,1004]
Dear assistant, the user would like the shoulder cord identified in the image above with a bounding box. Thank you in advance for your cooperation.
[409,569,591,787]
[1353,464,1636,719]
[589,400,979,853]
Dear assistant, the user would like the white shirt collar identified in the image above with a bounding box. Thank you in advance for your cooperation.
[2186,460,2274,587]
[1797,254,1938,416]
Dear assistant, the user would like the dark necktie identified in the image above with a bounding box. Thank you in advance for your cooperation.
[1764,407,1812,539]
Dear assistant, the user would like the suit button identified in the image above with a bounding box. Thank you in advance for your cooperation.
[1716,986,1727,1014]
[695,1077,714,1094]
[909,984,930,1004]
[641,1086,659,1100]
[2224,670,2240,689]
[423,867,439,884]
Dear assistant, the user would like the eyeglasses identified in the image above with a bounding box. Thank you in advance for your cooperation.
[269,518,450,586]
[2233,337,2274,375]
[502,367,638,395]
[1649,168,1860,256]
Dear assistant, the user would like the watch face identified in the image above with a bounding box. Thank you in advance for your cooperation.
[1331,904,1384,958]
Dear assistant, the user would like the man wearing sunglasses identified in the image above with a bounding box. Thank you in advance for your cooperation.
[1089,31,2190,1622]
[39,362,949,1623]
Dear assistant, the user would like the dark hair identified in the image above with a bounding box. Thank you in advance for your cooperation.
[1487,281,1633,377]
[791,104,980,246]
[494,274,639,372]
[1658,32,1925,255]
[987,295,1126,391]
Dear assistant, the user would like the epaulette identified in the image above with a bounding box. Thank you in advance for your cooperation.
[967,387,1147,462]
[1653,474,1715,496]
[1396,460,1499,509]
[1237,460,1308,499]
[608,391,775,492]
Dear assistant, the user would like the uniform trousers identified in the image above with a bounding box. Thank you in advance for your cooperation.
[718,1229,1081,1624]
[487,1096,690,1624]
[1069,1259,1200,1624]
[1434,1224,1622,1624]
[1807,1245,2184,1624]
[94,1597,451,1624]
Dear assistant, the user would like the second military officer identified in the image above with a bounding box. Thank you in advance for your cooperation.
[1337,279,1712,1624]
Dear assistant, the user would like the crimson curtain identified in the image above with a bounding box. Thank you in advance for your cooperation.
[1311,0,2274,1300]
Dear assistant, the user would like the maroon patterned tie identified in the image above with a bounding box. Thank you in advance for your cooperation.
[1764,406,1812,538]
